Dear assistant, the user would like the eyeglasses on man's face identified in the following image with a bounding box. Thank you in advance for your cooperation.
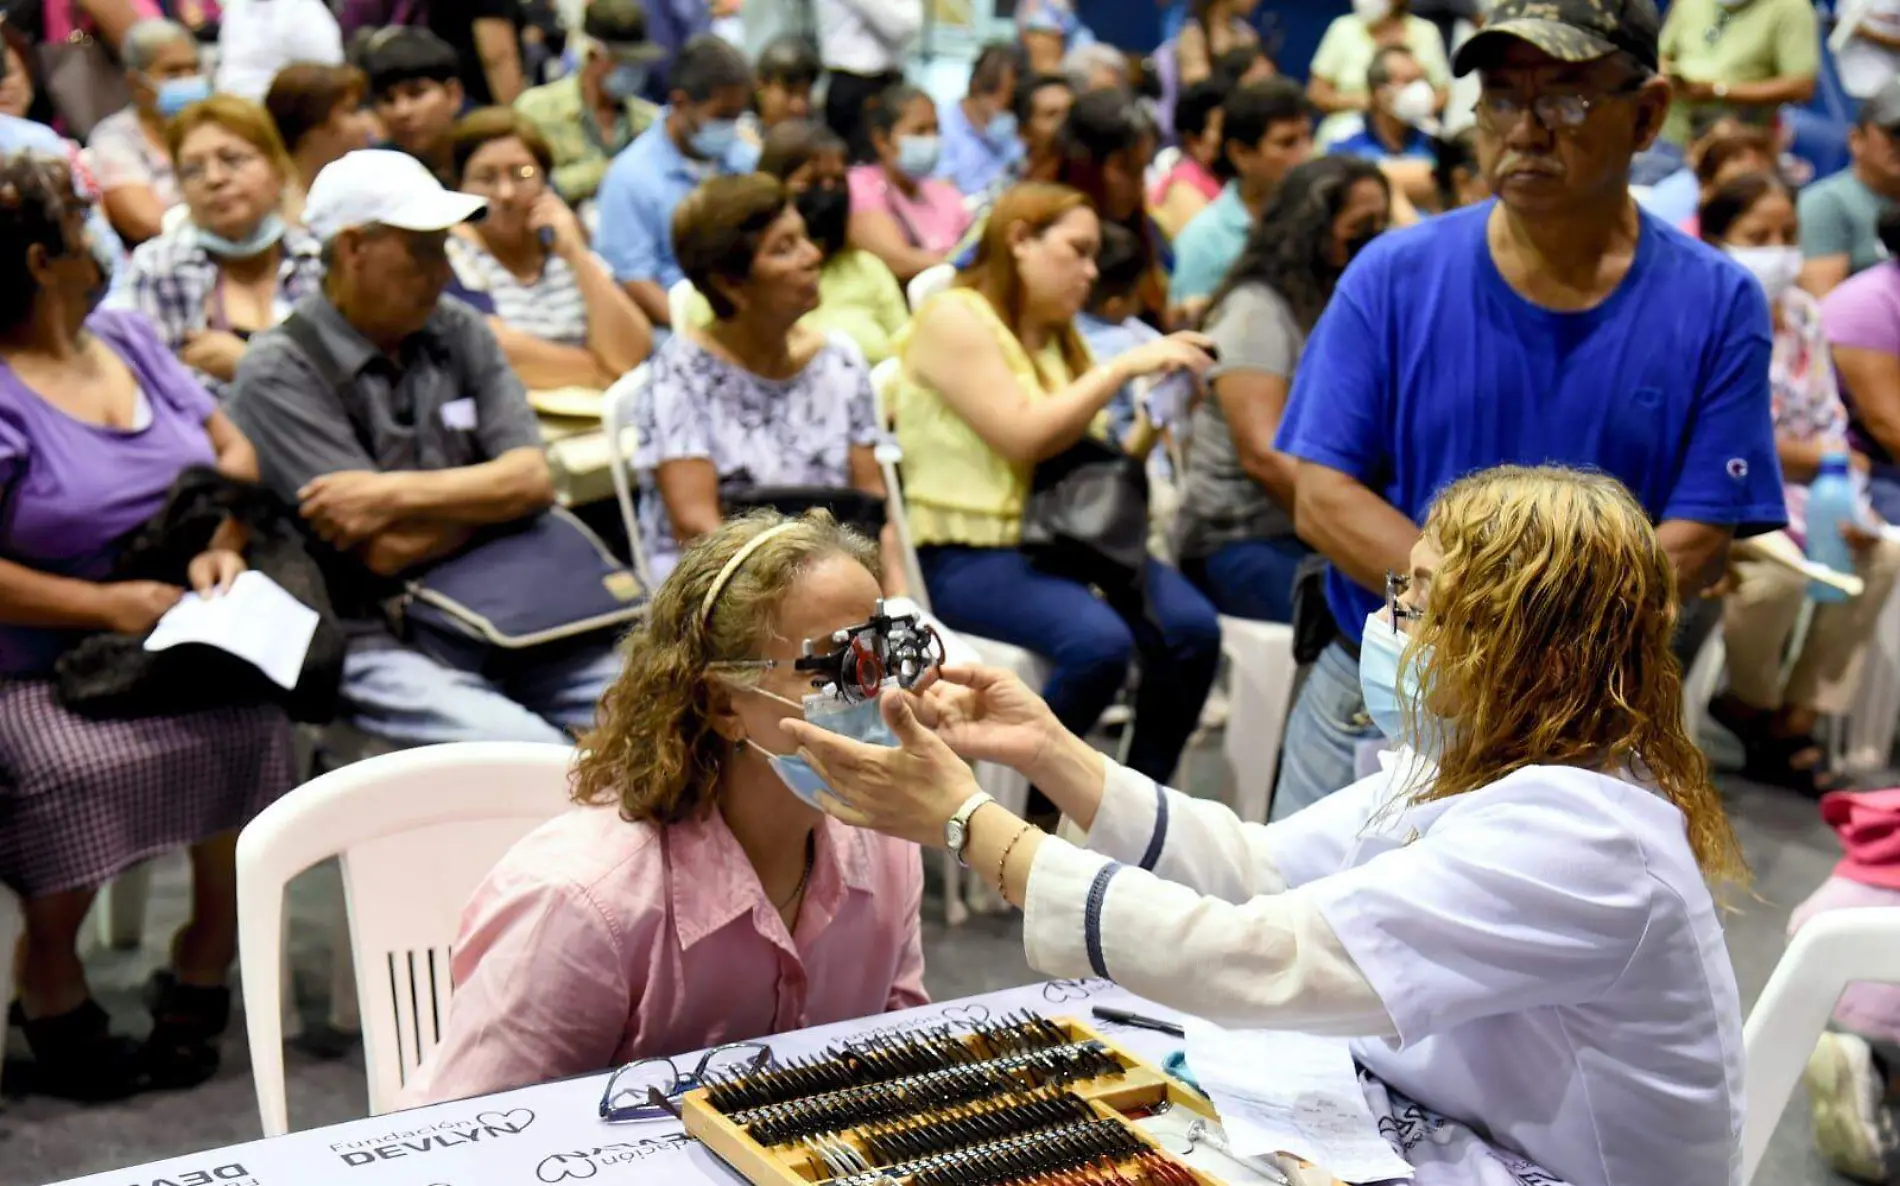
[1475,80,1646,133]
[599,1042,774,1122]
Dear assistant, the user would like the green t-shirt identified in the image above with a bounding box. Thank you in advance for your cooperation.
[1658,0,1820,145]
[1798,169,1896,278]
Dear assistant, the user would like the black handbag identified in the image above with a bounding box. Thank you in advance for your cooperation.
[721,485,887,539]
[1018,436,1150,596]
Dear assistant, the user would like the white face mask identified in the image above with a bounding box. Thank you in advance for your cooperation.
[1354,0,1394,22]
[1726,244,1802,305]
[1387,78,1437,127]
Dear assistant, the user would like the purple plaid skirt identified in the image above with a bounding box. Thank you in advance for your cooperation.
[0,679,295,898]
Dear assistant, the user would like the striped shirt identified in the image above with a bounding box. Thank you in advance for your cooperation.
[111,221,325,400]
[446,234,592,348]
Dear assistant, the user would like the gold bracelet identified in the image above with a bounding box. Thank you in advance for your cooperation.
[996,822,1037,898]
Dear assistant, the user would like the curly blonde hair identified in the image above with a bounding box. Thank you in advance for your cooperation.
[572,510,880,824]
[1404,465,1749,891]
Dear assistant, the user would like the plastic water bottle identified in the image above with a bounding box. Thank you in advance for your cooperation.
[1807,451,1857,605]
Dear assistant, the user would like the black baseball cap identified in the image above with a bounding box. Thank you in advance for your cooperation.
[584,0,667,64]
[1452,0,1662,78]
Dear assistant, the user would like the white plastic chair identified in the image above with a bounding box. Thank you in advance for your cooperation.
[600,363,655,589]
[1742,906,1900,1183]
[0,882,19,1095]
[1836,581,1900,774]
[667,277,698,331]
[906,263,956,312]
[1682,630,1728,747]
[236,742,580,1135]
[1216,618,1297,823]
[870,359,1048,922]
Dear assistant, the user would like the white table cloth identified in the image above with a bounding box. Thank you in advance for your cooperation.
[51,978,1570,1186]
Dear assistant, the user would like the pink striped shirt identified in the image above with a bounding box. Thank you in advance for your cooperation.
[403,804,928,1106]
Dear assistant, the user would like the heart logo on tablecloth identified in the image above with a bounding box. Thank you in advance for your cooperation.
[1041,978,1105,1003]
[536,1152,599,1182]
[477,1108,536,1134]
[940,1004,991,1030]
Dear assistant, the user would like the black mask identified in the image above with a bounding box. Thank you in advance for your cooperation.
[1343,227,1380,264]
[796,185,850,257]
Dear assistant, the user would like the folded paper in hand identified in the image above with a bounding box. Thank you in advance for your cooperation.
[1184,1018,1415,1183]
[143,571,320,691]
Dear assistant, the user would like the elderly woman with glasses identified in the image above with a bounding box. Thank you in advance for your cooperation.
[401,511,927,1107]
[447,107,652,391]
[113,95,323,399]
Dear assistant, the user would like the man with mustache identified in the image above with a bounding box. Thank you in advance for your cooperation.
[1266,0,1785,820]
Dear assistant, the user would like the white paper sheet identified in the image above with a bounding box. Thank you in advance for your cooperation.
[143,570,319,690]
[1184,1018,1416,1183]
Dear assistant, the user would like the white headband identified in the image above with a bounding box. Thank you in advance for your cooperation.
[700,522,801,625]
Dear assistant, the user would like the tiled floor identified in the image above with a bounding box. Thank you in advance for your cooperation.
[0,752,1875,1186]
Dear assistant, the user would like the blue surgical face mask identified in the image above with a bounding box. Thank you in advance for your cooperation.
[896,134,942,181]
[195,212,287,260]
[153,74,213,119]
[985,111,1019,143]
[602,62,648,101]
[689,116,741,161]
[746,683,898,810]
[1358,611,1443,757]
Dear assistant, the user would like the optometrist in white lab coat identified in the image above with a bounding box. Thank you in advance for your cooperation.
[785,465,1748,1186]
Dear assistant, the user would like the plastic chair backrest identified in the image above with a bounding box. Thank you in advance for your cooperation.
[906,263,956,312]
[668,278,698,331]
[869,358,932,613]
[237,742,580,1135]
[601,364,654,588]
[1743,907,1900,1182]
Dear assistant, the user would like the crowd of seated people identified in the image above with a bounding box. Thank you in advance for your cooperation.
[12,13,1900,1180]
[1176,154,1391,625]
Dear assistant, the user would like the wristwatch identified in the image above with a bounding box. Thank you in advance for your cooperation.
[945,791,996,868]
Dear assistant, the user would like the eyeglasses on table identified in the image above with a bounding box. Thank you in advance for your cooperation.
[599,1041,774,1122]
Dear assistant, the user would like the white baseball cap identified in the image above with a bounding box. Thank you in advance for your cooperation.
[302,149,487,244]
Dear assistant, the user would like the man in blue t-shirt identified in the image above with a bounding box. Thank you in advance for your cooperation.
[1269,0,1785,820]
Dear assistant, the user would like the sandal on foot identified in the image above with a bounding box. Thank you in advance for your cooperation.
[1743,730,1849,796]
[142,971,229,1090]
[20,999,148,1102]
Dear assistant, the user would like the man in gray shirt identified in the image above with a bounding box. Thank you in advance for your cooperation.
[229,149,621,744]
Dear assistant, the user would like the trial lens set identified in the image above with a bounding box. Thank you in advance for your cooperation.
[680,1010,1221,1186]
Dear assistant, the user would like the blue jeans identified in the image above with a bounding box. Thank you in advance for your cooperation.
[1180,537,1309,624]
[342,641,623,745]
[1271,640,1379,821]
[919,546,1222,784]
[1871,472,1900,525]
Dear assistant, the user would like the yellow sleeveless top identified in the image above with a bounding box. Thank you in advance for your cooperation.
[893,288,1083,548]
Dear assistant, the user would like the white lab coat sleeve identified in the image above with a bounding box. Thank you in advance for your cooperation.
[1303,775,1657,1048]
[1021,837,1398,1037]
[1079,757,1396,903]
[835,0,924,51]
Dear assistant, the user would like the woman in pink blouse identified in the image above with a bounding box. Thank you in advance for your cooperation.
[847,85,972,284]
[1699,171,1900,795]
[403,512,927,1106]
